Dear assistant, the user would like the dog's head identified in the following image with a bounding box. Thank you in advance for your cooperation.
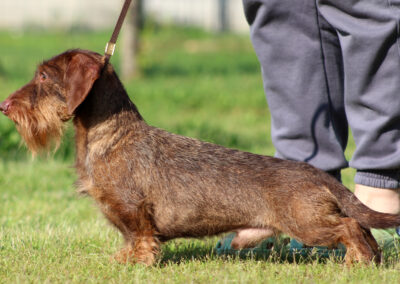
[0,49,104,154]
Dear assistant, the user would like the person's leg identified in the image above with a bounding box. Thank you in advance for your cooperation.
[317,0,400,214]
[355,184,400,214]
[243,0,348,179]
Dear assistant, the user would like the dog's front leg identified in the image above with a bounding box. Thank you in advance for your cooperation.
[113,234,159,266]
[130,231,160,266]
[103,200,160,266]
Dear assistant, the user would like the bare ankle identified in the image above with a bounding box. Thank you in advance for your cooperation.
[354,184,400,214]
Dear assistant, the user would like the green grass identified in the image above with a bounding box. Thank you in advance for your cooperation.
[0,26,396,283]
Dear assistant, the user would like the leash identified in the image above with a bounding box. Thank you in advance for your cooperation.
[104,0,133,65]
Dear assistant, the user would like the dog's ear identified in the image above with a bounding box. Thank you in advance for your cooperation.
[65,53,102,115]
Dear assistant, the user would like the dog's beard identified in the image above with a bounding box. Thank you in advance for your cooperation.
[9,102,65,155]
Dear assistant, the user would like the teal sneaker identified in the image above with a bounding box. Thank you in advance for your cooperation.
[215,233,288,258]
[287,239,346,259]
[215,233,346,260]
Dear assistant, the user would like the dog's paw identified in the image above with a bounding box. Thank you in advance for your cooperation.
[111,246,134,264]
[133,252,157,266]
[111,246,156,266]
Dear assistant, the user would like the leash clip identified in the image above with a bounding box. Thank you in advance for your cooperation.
[105,42,116,57]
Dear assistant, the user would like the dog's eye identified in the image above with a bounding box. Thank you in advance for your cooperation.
[39,72,47,82]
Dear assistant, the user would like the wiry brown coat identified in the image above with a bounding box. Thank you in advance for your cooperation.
[2,50,400,265]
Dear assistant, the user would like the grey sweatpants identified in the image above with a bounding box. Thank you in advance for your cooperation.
[243,0,400,188]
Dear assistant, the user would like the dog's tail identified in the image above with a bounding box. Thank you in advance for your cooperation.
[328,181,400,229]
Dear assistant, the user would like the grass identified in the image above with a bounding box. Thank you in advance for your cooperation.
[0,26,397,283]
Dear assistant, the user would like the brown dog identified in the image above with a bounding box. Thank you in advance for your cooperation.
[1,49,399,265]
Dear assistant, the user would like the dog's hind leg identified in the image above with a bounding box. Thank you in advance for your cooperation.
[361,228,381,264]
[337,218,375,265]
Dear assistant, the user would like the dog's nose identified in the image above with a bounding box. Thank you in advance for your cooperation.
[0,100,11,115]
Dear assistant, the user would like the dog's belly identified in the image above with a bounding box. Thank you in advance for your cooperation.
[148,183,278,240]
[154,215,246,239]
[152,203,273,240]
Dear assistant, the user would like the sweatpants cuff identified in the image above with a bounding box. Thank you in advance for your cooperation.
[354,170,400,189]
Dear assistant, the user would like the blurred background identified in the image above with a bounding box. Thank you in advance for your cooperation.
[0,0,249,32]
[0,0,272,161]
